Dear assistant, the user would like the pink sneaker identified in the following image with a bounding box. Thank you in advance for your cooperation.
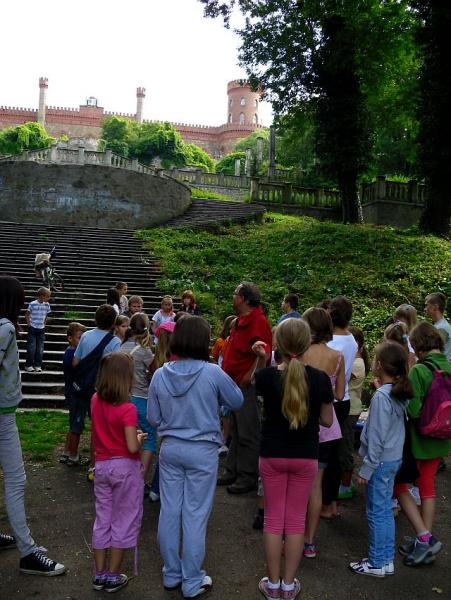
[281,579,301,600]
[258,577,281,599]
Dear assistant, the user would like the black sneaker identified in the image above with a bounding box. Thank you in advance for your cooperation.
[105,573,129,593]
[19,549,66,576]
[92,574,107,591]
[0,533,16,550]
[252,512,264,530]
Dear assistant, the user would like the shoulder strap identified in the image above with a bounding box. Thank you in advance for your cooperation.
[332,352,342,377]
[129,344,141,356]
[422,359,438,373]
[79,333,114,365]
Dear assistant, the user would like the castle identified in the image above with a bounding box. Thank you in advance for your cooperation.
[0,78,263,158]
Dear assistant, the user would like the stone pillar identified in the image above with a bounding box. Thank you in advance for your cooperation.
[104,149,112,166]
[38,77,48,126]
[49,144,58,162]
[77,146,85,164]
[408,179,418,204]
[132,158,139,171]
[268,125,276,179]
[136,87,145,123]
[250,177,259,202]
[218,171,225,185]
[234,158,241,176]
[376,175,387,200]
[245,148,252,176]
[256,136,264,170]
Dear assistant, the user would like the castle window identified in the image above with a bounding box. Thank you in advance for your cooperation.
[239,112,245,125]
[229,113,233,123]
[254,98,258,107]
[253,113,258,124]
[240,96,246,106]
[229,98,233,107]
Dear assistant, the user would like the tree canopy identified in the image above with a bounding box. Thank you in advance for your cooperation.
[0,122,54,156]
[100,116,215,171]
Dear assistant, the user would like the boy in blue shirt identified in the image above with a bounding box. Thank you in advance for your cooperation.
[25,287,51,373]
[59,322,86,465]
[277,293,302,323]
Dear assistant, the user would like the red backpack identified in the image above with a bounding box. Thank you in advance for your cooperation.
[418,360,451,439]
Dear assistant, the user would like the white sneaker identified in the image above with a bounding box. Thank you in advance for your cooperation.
[384,561,394,575]
[25,366,34,372]
[218,444,229,456]
[34,367,42,372]
[349,558,385,577]
[149,491,160,502]
[183,575,212,598]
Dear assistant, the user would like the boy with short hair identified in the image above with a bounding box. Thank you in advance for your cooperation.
[25,287,51,373]
[277,293,302,323]
[59,322,86,465]
[72,305,121,479]
[425,292,451,360]
[124,295,144,318]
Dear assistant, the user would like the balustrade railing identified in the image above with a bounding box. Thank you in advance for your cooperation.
[362,176,425,206]
[251,179,340,209]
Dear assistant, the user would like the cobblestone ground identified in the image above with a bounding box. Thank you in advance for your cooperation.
[1,455,450,600]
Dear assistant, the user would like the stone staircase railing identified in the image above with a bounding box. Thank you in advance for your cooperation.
[250,178,341,209]
[362,176,426,206]
[160,167,251,189]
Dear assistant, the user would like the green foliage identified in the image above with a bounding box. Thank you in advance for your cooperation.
[63,311,92,320]
[16,410,89,462]
[216,151,246,175]
[101,116,214,171]
[191,187,233,201]
[0,122,54,156]
[138,214,450,348]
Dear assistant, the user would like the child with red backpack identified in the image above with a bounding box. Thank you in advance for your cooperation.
[394,321,451,567]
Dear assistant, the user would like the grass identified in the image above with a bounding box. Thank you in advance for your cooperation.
[191,187,235,201]
[16,410,91,463]
[63,311,93,320]
[138,213,450,350]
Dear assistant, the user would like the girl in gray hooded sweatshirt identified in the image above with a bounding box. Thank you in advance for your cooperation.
[349,341,412,579]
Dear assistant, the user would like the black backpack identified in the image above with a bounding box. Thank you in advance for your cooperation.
[72,333,114,401]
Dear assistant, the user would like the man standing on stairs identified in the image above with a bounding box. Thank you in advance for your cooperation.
[218,282,272,495]
[24,287,51,373]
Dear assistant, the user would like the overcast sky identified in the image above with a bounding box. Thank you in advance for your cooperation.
[1,0,273,127]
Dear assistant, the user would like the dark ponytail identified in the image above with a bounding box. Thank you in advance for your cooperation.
[375,341,413,401]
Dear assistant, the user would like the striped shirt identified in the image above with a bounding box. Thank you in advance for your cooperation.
[27,300,51,329]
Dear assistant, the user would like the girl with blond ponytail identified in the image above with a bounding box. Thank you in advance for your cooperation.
[253,318,334,600]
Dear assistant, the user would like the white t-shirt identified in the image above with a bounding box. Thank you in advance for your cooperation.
[435,318,451,361]
[328,333,358,401]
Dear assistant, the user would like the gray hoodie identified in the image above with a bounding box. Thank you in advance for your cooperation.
[0,318,21,409]
[359,383,407,481]
[148,359,243,445]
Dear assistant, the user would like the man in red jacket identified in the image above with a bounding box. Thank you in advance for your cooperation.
[219,281,272,494]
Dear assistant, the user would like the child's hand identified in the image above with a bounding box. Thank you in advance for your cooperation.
[137,431,148,447]
[252,341,268,357]
[357,476,368,486]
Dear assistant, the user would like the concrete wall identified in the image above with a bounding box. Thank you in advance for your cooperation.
[0,162,191,229]
[362,201,423,228]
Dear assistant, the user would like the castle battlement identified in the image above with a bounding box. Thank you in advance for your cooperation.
[0,77,265,158]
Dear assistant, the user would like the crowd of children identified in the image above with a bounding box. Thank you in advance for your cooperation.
[0,277,450,598]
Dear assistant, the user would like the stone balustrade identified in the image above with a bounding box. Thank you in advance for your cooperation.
[160,167,251,189]
[362,176,425,206]
[250,178,340,208]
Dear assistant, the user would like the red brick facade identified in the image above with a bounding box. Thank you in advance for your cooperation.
[0,80,264,158]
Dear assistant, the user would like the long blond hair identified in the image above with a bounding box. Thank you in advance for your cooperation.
[274,318,311,430]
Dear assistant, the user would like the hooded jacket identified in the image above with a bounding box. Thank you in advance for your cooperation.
[359,383,407,481]
[147,359,243,445]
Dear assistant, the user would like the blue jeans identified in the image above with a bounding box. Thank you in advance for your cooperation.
[26,326,45,368]
[366,459,402,567]
[158,438,218,597]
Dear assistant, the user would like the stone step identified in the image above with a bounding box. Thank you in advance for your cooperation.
[21,394,66,407]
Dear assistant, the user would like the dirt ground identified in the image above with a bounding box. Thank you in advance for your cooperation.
[1,454,450,600]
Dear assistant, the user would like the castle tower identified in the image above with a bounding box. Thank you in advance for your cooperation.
[38,77,48,126]
[136,87,145,123]
[226,80,261,126]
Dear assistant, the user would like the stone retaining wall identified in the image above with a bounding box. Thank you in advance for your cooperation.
[0,162,191,229]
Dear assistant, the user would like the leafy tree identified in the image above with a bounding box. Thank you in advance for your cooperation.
[414,1,451,236]
[200,0,416,223]
[0,122,54,156]
[216,151,246,175]
[101,117,214,171]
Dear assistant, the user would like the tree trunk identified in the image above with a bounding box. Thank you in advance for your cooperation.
[420,180,451,237]
[338,173,363,224]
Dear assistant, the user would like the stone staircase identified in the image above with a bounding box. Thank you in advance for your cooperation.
[165,198,265,228]
[0,199,265,406]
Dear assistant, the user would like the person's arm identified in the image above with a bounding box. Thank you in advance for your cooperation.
[25,309,31,327]
[334,356,345,401]
[147,372,162,428]
[124,426,147,453]
[0,325,14,368]
[358,391,388,482]
[319,402,334,427]
[407,365,428,419]
[215,367,245,411]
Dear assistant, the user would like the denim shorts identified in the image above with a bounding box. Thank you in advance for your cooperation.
[131,395,157,453]
[67,394,90,435]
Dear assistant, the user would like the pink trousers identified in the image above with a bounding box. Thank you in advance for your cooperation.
[260,457,317,535]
